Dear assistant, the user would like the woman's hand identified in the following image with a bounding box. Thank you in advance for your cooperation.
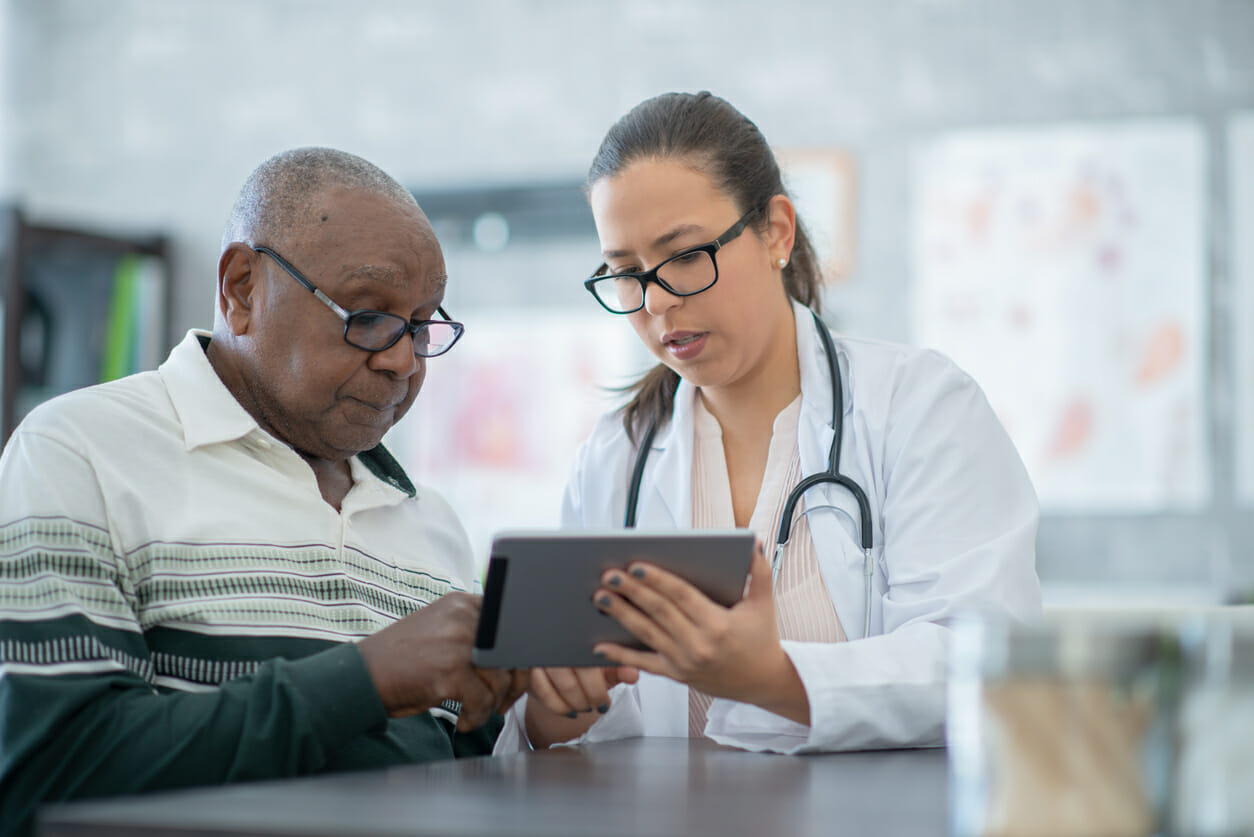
[523,665,639,748]
[591,541,811,726]
[529,665,639,717]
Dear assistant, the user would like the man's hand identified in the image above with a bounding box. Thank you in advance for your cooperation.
[357,592,528,731]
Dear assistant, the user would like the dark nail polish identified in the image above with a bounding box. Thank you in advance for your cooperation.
[630,566,645,579]
[597,703,610,714]
[565,711,578,719]
[597,595,612,608]
[608,575,621,587]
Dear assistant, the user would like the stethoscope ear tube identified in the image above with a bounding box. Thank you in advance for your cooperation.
[624,417,661,528]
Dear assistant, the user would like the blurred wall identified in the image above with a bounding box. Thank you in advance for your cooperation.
[3,0,1253,594]
[0,2,11,199]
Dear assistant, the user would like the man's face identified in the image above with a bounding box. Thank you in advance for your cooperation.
[239,186,447,462]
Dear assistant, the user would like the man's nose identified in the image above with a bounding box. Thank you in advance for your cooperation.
[369,332,420,377]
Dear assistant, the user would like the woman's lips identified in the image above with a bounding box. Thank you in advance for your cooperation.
[662,331,708,361]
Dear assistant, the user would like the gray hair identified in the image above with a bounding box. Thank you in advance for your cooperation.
[221,147,420,251]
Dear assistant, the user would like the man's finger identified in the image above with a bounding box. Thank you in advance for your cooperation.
[475,665,512,701]
[497,669,530,713]
[455,674,501,732]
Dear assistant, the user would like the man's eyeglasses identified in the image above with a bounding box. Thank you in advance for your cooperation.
[583,207,759,315]
[253,246,464,357]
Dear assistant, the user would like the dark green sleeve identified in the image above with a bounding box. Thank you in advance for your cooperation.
[0,639,388,835]
[0,430,391,835]
[452,712,505,758]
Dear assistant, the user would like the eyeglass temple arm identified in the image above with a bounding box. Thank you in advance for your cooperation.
[255,246,352,322]
[309,287,351,320]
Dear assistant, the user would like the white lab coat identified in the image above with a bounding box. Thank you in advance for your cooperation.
[496,301,1040,754]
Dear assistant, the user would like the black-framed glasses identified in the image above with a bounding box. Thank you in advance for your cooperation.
[583,207,760,314]
[253,246,464,357]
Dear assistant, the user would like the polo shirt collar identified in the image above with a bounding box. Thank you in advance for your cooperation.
[158,329,417,499]
[160,330,261,451]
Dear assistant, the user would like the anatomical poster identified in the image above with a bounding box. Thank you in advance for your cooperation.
[912,121,1208,512]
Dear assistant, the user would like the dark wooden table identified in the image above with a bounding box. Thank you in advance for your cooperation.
[39,738,949,837]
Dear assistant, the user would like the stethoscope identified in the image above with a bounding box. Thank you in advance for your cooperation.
[624,309,876,639]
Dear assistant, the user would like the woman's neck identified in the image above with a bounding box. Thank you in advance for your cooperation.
[699,305,801,441]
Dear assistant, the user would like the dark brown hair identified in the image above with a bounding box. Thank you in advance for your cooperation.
[587,91,824,443]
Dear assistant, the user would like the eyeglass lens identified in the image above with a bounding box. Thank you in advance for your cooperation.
[594,249,716,312]
[346,311,460,357]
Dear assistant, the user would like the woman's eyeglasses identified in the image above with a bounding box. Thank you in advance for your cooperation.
[583,207,759,315]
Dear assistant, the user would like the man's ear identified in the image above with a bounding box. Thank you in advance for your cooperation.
[217,244,260,336]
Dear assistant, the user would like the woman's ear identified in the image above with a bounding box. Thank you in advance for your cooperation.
[763,194,797,266]
[217,244,258,335]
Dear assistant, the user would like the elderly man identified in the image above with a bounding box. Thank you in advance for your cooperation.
[0,148,525,834]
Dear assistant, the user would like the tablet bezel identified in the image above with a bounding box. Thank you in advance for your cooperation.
[472,529,755,669]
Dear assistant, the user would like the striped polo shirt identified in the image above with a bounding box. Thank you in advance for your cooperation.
[0,330,489,833]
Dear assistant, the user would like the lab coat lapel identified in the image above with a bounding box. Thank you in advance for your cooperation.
[794,301,838,477]
[636,379,696,531]
[792,302,873,638]
[634,379,696,735]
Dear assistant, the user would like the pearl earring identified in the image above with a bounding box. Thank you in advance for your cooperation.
[777,257,788,268]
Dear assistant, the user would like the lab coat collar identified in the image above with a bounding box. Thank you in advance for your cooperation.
[644,377,696,528]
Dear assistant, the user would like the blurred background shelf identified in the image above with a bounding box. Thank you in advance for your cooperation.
[0,207,171,445]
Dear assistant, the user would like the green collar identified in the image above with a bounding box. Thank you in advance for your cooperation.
[359,444,417,498]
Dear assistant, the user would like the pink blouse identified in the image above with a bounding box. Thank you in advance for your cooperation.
[688,393,846,736]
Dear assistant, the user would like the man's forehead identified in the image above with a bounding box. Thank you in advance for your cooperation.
[294,186,446,284]
[340,262,448,293]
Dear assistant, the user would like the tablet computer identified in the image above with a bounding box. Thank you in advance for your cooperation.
[472,529,755,668]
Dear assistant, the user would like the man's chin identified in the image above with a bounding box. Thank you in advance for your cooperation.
[295,427,389,462]
[337,428,389,456]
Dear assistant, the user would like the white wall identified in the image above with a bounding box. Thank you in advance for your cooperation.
[10,1,1249,341]
[4,0,1254,593]
[0,0,11,200]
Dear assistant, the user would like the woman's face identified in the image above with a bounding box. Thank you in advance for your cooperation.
[588,157,796,393]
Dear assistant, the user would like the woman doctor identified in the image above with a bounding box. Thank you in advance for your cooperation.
[497,91,1040,754]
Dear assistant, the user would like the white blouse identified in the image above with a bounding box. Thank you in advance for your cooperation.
[688,392,846,736]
